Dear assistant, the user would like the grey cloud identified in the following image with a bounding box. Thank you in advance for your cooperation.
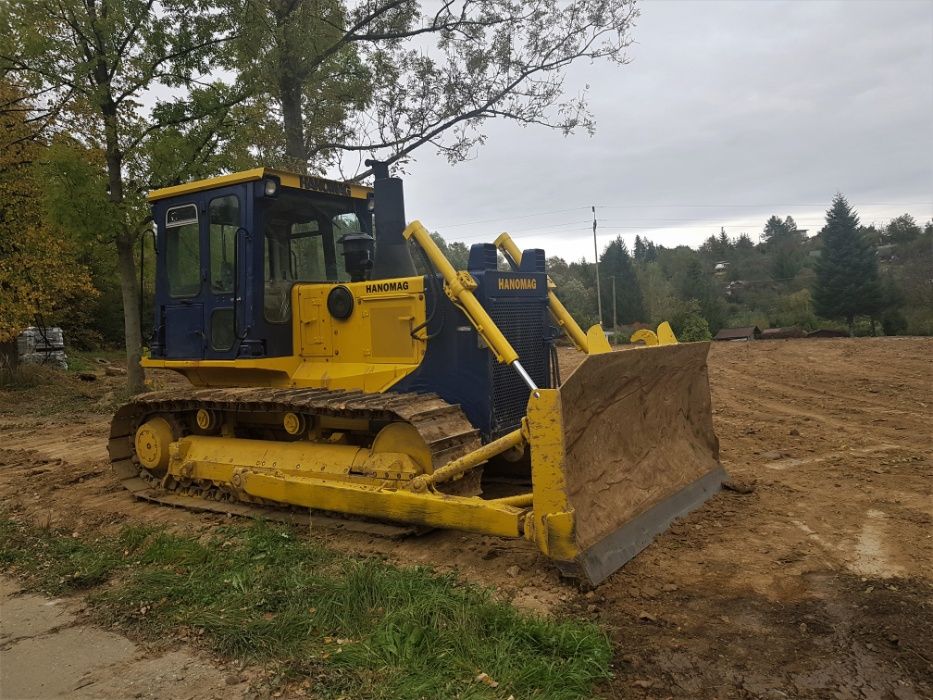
[397,0,933,260]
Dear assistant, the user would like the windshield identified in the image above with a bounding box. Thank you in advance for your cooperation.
[263,190,366,323]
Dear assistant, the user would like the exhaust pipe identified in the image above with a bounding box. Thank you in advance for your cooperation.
[366,159,416,279]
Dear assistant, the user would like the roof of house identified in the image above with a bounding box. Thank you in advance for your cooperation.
[760,326,806,339]
[806,328,850,338]
[714,326,761,341]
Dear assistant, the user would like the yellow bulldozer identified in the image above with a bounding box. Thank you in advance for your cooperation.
[110,161,725,584]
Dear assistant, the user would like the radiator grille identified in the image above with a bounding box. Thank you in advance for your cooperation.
[489,299,549,435]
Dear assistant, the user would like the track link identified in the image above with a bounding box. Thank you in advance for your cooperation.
[108,387,482,525]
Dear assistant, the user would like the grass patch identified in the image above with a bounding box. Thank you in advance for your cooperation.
[0,518,611,699]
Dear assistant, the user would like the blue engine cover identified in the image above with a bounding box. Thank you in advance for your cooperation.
[390,244,552,441]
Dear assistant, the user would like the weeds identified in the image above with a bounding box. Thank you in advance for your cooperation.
[0,518,611,699]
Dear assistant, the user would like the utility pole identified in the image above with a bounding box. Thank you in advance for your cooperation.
[592,205,603,327]
[611,275,617,331]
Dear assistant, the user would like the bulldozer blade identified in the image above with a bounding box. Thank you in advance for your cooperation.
[526,342,726,585]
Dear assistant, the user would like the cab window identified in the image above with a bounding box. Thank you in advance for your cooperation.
[165,204,200,298]
[209,195,239,293]
[263,193,361,323]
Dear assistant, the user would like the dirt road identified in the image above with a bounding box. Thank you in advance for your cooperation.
[1,337,931,698]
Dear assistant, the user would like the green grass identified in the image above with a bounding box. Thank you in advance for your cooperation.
[0,518,612,699]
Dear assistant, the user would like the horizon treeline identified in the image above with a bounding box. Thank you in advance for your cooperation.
[434,197,932,341]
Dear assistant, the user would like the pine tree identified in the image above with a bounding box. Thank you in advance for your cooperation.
[813,194,883,332]
[633,235,647,264]
[599,237,645,326]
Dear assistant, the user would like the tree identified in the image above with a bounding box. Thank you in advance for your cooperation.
[0,81,96,343]
[633,235,658,264]
[883,214,922,245]
[225,0,640,171]
[667,253,723,331]
[548,257,598,327]
[813,194,883,332]
[762,215,806,281]
[677,301,712,342]
[599,237,644,325]
[2,0,244,391]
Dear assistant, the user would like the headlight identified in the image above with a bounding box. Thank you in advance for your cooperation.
[327,286,354,320]
[263,177,279,197]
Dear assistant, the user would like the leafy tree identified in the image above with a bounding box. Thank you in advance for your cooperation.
[635,262,681,327]
[599,237,644,325]
[2,0,245,391]
[548,257,597,328]
[772,289,817,329]
[224,0,640,170]
[0,81,96,343]
[813,194,883,332]
[883,214,922,245]
[667,299,710,341]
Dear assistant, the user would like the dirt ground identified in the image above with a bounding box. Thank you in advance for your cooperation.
[1,337,931,699]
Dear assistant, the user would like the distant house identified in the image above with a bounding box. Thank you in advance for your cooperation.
[714,326,761,341]
[725,280,747,298]
[807,328,849,338]
[760,327,806,340]
[714,261,730,273]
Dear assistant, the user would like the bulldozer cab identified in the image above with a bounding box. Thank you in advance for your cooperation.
[147,170,372,361]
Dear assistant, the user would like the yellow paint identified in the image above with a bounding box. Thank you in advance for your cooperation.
[370,423,432,474]
[409,428,524,492]
[494,232,592,353]
[241,471,525,537]
[656,321,679,345]
[163,434,525,537]
[524,390,580,562]
[630,322,678,347]
[170,434,422,483]
[135,417,173,472]
[282,412,304,435]
[148,168,371,202]
[142,277,427,392]
[405,221,519,365]
[585,325,612,354]
[630,329,659,346]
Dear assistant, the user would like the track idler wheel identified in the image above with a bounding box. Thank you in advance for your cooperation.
[135,416,174,475]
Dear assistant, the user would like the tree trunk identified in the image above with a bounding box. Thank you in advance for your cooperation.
[278,74,306,167]
[116,232,146,392]
[847,315,854,336]
[101,94,146,394]
[869,317,877,336]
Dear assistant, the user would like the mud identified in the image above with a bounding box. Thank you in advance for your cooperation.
[1,337,931,698]
[559,342,722,551]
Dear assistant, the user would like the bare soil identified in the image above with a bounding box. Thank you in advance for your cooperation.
[1,337,931,699]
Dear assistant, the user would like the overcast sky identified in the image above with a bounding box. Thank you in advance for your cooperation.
[394,0,933,262]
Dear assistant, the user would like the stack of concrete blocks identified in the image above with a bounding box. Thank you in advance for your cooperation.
[17,327,68,369]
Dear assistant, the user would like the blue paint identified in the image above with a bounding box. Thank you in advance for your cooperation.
[391,244,552,441]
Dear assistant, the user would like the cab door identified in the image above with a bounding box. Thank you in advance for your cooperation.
[159,189,246,359]
[161,202,204,358]
[202,188,245,359]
